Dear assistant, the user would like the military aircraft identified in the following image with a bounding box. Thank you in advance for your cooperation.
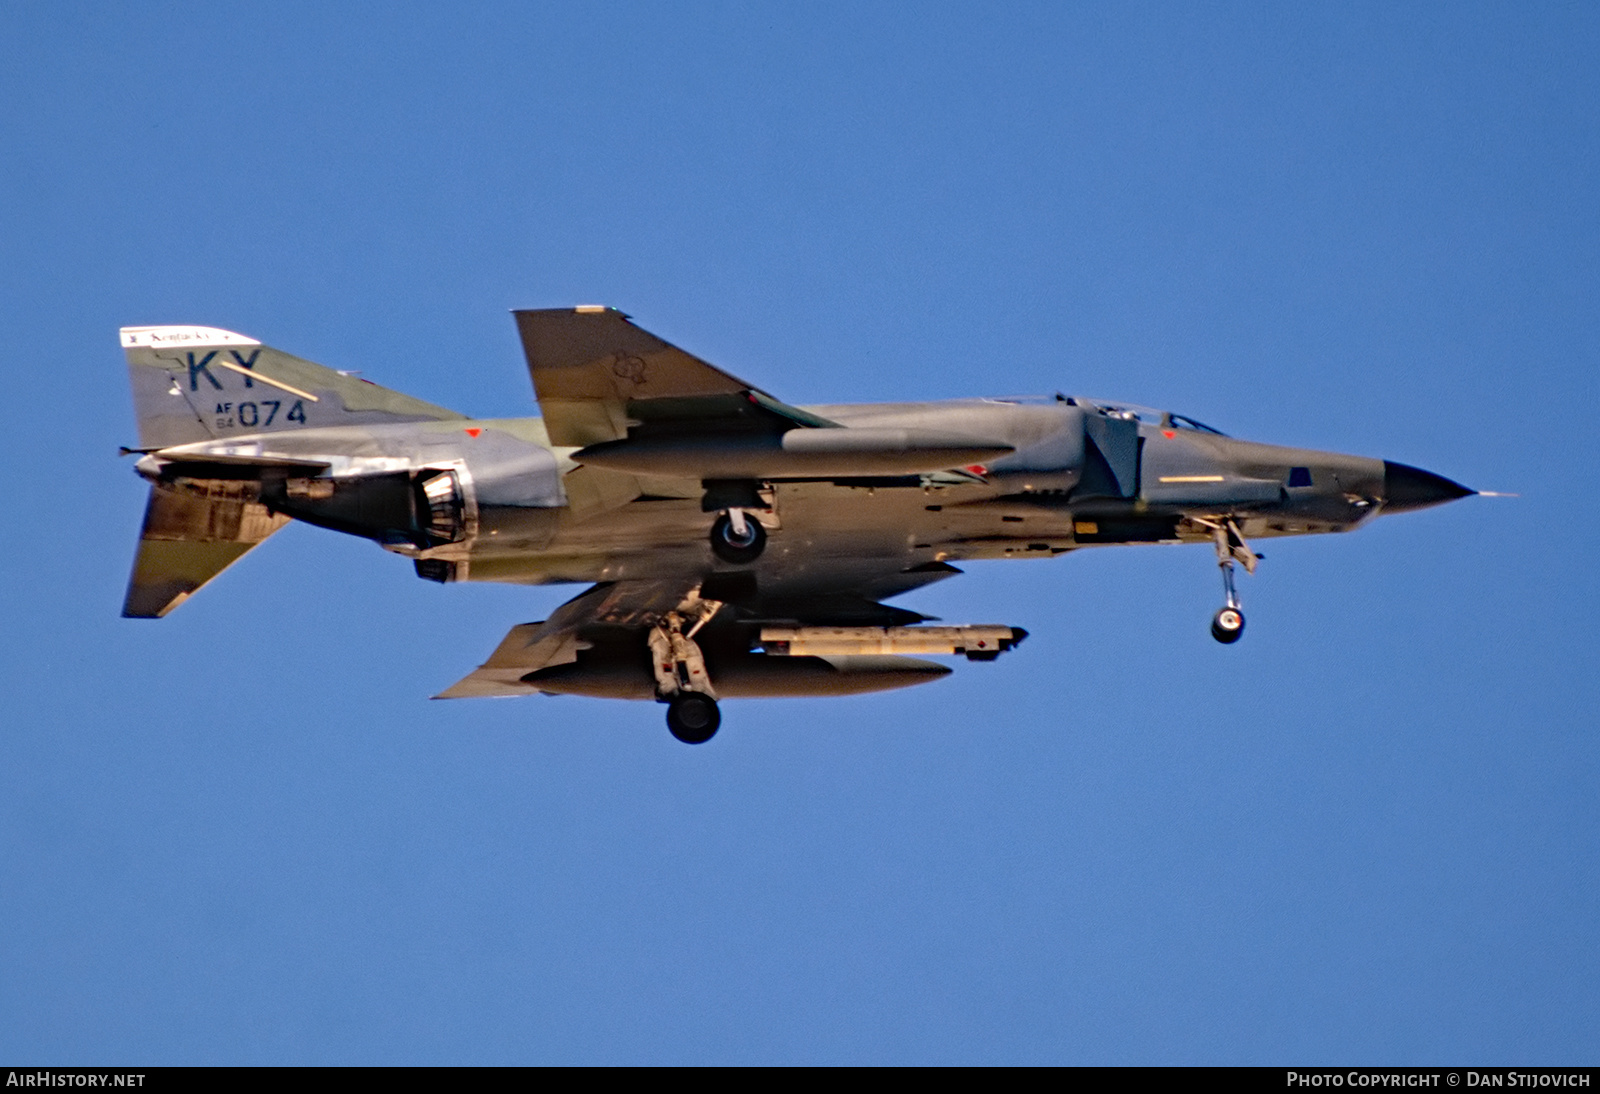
[119,308,1474,743]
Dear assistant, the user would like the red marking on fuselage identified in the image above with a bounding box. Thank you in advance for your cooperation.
[1162,430,1176,439]
[464,427,482,438]
[965,464,988,476]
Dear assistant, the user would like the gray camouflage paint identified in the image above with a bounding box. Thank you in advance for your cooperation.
[119,310,1472,701]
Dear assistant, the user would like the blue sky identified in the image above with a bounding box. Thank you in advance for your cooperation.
[1,1,1596,1064]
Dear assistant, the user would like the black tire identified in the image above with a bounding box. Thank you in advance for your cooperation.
[710,512,766,564]
[1210,607,1245,644]
[666,693,721,744]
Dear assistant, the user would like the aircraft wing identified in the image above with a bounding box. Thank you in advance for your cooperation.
[513,307,1010,479]
[434,578,703,698]
[513,307,832,447]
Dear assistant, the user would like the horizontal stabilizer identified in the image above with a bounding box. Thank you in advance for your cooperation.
[142,451,333,480]
[122,482,290,618]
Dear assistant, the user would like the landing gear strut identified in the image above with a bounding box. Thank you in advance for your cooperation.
[1206,519,1258,645]
[710,508,766,564]
[649,608,723,743]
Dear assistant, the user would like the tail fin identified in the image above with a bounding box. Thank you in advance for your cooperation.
[122,481,291,618]
[122,325,464,450]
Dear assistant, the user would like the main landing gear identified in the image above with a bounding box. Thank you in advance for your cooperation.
[666,692,720,744]
[1204,518,1258,645]
[710,508,766,564]
[650,609,723,744]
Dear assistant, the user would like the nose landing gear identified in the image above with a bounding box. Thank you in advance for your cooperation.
[1204,519,1258,645]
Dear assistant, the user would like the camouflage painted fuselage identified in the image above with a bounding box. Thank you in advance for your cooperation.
[120,310,1471,715]
[131,397,1417,601]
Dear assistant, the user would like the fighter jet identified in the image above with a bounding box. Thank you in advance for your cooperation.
[118,308,1474,743]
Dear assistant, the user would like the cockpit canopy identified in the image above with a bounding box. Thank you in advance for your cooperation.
[982,395,1229,437]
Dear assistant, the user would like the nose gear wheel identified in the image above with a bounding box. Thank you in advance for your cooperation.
[1211,607,1245,644]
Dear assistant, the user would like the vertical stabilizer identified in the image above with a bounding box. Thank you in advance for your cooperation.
[122,325,464,450]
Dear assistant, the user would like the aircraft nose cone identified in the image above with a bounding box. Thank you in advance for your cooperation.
[1382,460,1474,513]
